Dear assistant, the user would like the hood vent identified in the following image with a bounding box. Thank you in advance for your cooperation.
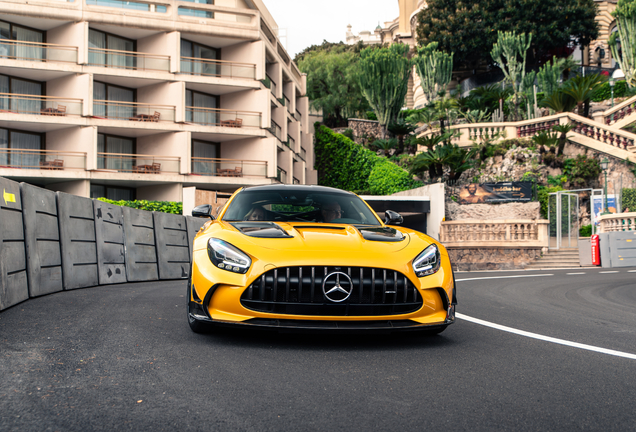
[231,222,292,238]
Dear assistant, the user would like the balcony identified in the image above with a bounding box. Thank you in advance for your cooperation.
[190,158,267,178]
[300,147,306,161]
[0,40,78,63]
[0,93,82,116]
[295,109,302,121]
[285,96,291,113]
[268,74,277,97]
[293,177,300,185]
[88,48,170,72]
[287,135,295,149]
[86,0,167,13]
[180,57,256,79]
[177,5,253,23]
[93,101,175,122]
[0,148,86,171]
[185,107,261,128]
[267,120,282,141]
[276,167,287,183]
[96,153,180,173]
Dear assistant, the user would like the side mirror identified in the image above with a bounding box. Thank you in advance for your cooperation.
[192,204,214,219]
[384,210,403,225]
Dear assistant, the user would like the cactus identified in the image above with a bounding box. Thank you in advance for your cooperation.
[358,43,412,133]
[538,56,566,95]
[609,0,636,88]
[413,42,454,103]
[491,31,533,120]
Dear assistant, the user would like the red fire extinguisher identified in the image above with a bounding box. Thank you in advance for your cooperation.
[591,234,601,266]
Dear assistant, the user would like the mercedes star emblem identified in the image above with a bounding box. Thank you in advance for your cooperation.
[322,271,353,303]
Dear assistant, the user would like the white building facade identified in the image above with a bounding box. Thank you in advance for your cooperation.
[0,0,316,202]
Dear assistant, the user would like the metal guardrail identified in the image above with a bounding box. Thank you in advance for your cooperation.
[185,107,261,127]
[0,148,86,170]
[0,93,82,116]
[96,152,180,173]
[88,47,170,71]
[190,158,267,177]
[180,57,255,79]
[93,100,175,122]
[0,39,78,63]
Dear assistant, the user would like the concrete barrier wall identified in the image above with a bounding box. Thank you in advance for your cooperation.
[154,212,191,280]
[58,192,99,290]
[123,207,158,282]
[94,200,127,285]
[21,183,63,297]
[0,177,28,311]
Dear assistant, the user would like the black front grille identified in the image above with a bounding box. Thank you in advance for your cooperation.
[240,266,422,316]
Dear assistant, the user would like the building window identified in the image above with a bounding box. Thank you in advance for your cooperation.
[178,1,215,19]
[0,20,44,61]
[93,81,135,119]
[97,133,135,171]
[88,29,135,68]
[185,89,219,125]
[0,127,43,168]
[180,39,218,75]
[191,139,219,174]
[86,0,167,13]
[90,184,135,201]
[0,73,43,114]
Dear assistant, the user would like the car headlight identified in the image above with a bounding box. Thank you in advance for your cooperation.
[207,238,251,274]
[412,244,441,277]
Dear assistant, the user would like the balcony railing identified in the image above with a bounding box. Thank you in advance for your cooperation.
[300,147,306,160]
[287,135,295,149]
[440,220,549,248]
[86,0,167,13]
[180,57,256,79]
[268,74,277,97]
[88,48,170,72]
[0,148,86,171]
[0,39,78,63]
[285,96,291,113]
[96,153,180,173]
[178,6,252,23]
[293,177,300,185]
[185,107,261,128]
[93,100,175,122]
[295,109,302,121]
[0,93,82,116]
[190,158,267,178]
[276,167,287,183]
[599,212,636,232]
[267,120,282,141]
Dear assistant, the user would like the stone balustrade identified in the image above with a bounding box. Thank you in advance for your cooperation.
[598,212,636,232]
[440,219,549,248]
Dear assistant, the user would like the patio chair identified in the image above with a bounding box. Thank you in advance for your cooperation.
[152,111,160,122]
[151,162,161,173]
[233,166,243,177]
[56,105,66,116]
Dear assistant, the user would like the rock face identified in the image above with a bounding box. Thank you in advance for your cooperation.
[447,248,543,271]
[446,201,541,221]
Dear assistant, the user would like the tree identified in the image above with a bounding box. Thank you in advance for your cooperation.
[537,56,567,96]
[561,73,606,117]
[552,124,575,156]
[416,0,599,70]
[609,0,636,88]
[358,43,412,135]
[298,43,370,127]
[413,42,454,103]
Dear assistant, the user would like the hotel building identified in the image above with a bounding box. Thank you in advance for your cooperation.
[0,0,316,202]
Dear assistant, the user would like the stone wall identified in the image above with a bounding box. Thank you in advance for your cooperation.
[447,247,543,271]
[446,201,541,221]
[347,118,383,144]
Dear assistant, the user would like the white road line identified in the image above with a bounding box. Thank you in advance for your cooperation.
[629,270,636,273]
[456,313,636,360]
[566,272,586,275]
[599,271,620,274]
[456,274,553,282]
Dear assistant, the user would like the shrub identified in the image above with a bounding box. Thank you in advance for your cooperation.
[623,188,636,212]
[314,123,420,194]
[368,160,422,195]
[538,185,564,218]
[592,80,628,102]
[97,198,183,214]
[366,111,378,121]
[342,128,355,140]
[579,224,592,237]
[563,155,601,187]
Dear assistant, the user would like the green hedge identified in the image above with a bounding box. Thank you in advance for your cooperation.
[97,198,183,214]
[314,123,420,195]
[623,188,636,212]
[592,80,628,102]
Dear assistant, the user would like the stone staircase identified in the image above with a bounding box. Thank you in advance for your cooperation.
[524,248,581,270]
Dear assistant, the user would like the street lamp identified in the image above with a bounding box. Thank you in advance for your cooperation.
[601,157,610,215]
[609,77,615,107]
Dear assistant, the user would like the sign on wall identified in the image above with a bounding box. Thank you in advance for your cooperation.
[459,182,533,204]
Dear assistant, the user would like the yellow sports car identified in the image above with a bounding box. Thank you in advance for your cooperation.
[188,185,456,334]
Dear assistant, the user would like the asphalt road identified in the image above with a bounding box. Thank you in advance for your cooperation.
[1,268,635,431]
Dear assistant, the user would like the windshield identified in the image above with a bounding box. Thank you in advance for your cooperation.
[222,189,382,225]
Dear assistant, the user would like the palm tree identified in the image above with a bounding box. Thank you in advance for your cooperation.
[387,120,416,154]
[434,94,459,135]
[406,107,439,132]
[562,73,606,117]
[552,123,575,156]
[411,131,454,152]
[540,90,576,113]
[371,138,397,157]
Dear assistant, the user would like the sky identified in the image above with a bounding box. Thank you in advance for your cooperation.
[261,0,400,59]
